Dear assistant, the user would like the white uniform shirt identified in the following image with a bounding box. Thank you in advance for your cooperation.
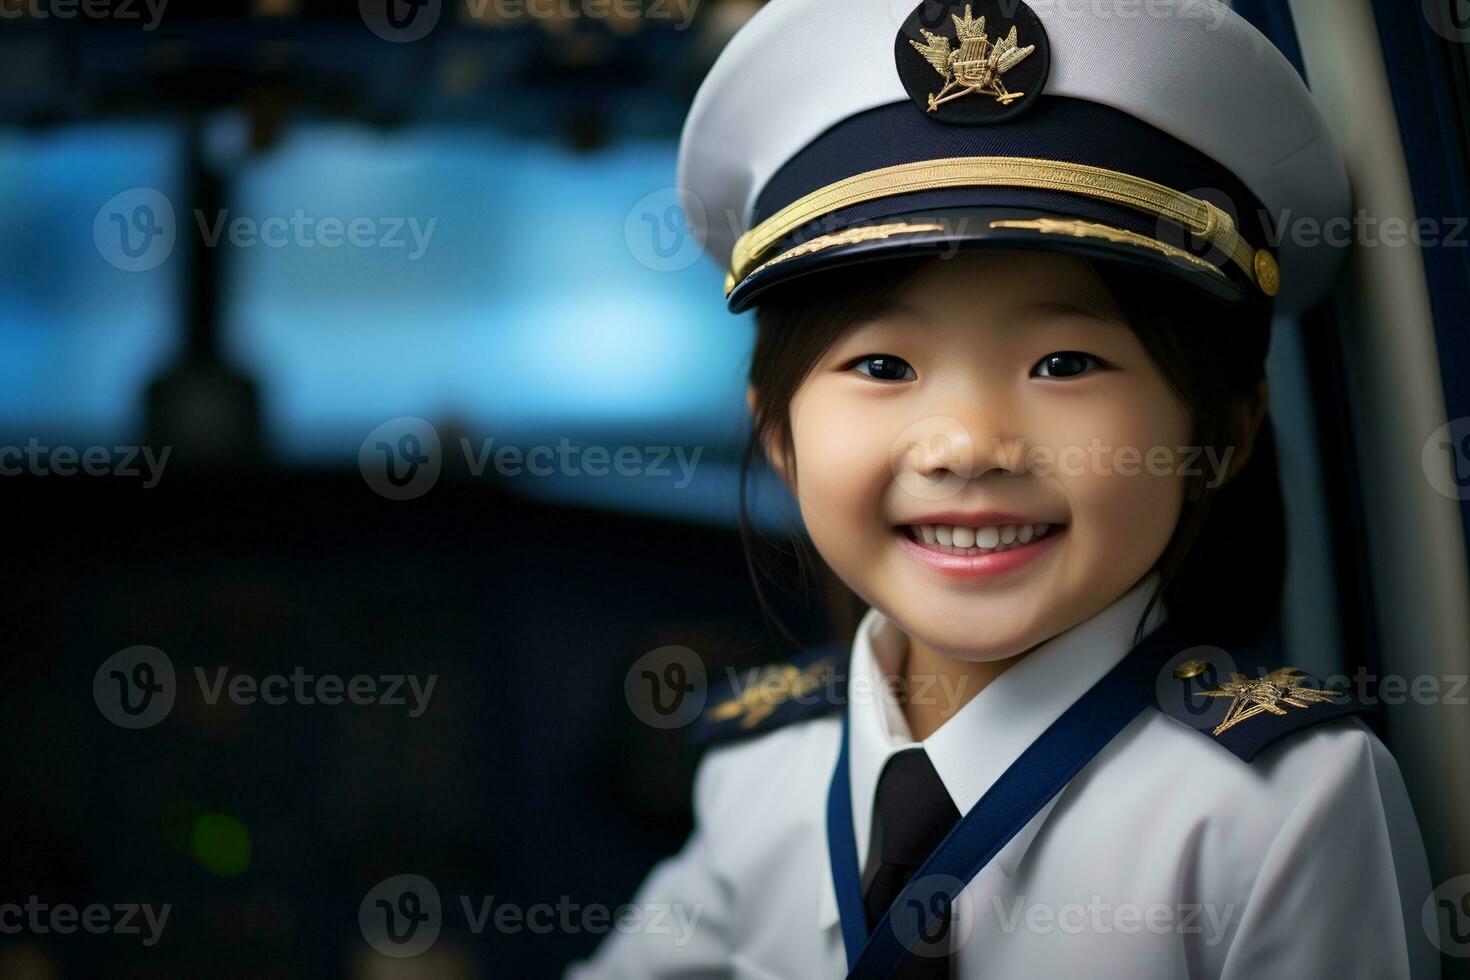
[569,578,1439,978]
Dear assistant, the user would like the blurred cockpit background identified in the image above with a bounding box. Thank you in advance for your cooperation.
[0,3,841,976]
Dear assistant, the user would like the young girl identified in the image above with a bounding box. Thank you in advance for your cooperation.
[572,0,1437,976]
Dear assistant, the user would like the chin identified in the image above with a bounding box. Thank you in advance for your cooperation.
[886,605,1048,663]
[926,632,1040,663]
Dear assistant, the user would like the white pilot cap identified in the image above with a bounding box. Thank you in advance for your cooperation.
[678,0,1351,315]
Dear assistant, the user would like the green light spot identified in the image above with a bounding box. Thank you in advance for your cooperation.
[192,813,251,877]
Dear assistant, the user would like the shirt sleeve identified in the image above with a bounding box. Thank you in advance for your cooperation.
[1218,717,1439,979]
[563,751,737,979]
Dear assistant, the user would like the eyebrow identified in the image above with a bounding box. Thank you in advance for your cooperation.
[1016,298,1126,325]
[850,296,1123,331]
[854,298,926,324]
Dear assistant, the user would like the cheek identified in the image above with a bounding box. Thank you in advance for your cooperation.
[788,386,896,551]
[1040,384,1191,561]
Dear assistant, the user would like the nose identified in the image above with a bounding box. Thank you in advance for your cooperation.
[893,397,1027,489]
[902,424,974,481]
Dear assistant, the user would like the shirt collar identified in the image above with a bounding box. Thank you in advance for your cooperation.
[818,573,1165,930]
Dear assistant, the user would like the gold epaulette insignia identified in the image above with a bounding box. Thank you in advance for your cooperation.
[704,657,834,729]
[1198,667,1345,736]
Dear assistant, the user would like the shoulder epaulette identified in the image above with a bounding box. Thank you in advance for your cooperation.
[692,643,848,746]
[1155,639,1377,762]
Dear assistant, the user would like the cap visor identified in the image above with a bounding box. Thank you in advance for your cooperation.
[726,205,1252,313]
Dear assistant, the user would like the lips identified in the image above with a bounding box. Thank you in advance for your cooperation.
[901,521,1059,555]
[882,514,1070,575]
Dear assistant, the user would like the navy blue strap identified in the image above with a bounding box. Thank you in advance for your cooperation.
[827,717,871,963]
[826,619,1192,979]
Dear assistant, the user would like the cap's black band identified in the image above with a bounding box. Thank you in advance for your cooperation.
[750,96,1278,270]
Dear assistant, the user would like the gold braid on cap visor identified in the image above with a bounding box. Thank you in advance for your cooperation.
[725,156,1280,298]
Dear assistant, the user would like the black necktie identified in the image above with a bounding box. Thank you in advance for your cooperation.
[862,747,962,978]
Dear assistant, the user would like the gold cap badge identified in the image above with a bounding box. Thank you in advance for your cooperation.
[895,0,1050,125]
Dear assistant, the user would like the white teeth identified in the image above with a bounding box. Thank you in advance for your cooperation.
[904,521,1060,553]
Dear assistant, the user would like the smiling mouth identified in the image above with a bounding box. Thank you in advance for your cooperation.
[898,521,1063,556]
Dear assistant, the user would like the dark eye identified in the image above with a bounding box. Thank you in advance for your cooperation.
[848,354,916,382]
[1031,351,1103,379]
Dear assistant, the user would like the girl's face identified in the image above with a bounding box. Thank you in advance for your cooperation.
[760,250,1195,661]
